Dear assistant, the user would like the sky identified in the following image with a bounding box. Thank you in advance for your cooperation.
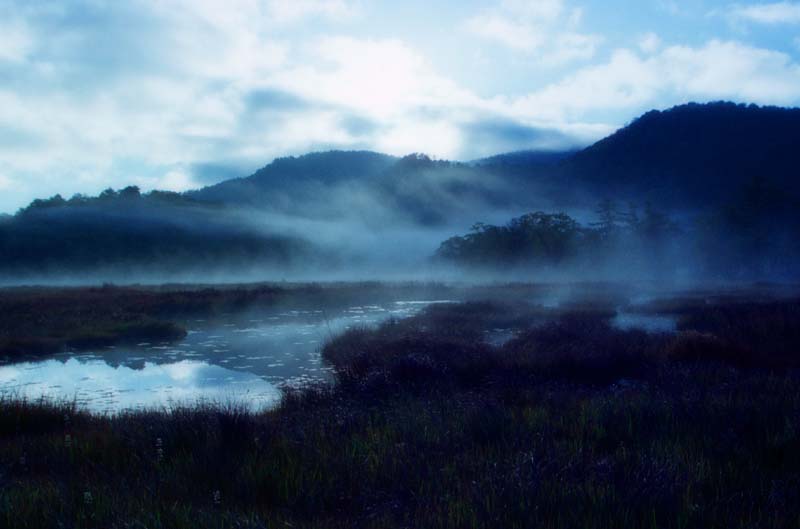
[1,0,800,213]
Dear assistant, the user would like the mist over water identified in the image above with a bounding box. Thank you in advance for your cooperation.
[0,299,450,413]
[5,278,787,415]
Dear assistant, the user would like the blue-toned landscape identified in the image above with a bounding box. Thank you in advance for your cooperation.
[2,1,800,527]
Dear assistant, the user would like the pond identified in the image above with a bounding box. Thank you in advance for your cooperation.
[0,300,451,414]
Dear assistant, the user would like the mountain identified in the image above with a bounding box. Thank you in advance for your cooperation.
[189,102,800,217]
[3,101,800,280]
[555,102,800,208]
[0,189,312,279]
[472,149,577,168]
[188,151,562,226]
[191,151,397,207]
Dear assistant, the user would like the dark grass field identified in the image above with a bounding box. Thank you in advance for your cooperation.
[1,285,800,528]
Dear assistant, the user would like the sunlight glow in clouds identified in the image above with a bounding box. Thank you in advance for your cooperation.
[1,0,800,212]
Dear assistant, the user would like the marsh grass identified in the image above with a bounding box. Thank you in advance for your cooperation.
[2,295,800,528]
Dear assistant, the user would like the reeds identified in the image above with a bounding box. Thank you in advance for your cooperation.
[2,295,799,528]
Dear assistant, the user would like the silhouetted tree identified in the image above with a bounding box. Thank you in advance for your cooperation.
[119,186,141,200]
[590,199,621,240]
[436,212,584,266]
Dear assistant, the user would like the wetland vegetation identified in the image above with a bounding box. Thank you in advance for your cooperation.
[2,283,799,528]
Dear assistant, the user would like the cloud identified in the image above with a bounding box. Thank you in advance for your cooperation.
[461,118,580,159]
[729,2,800,24]
[0,19,34,63]
[500,0,565,21]
[638,33,662,54]
[662,40,800,101]
[546,33,602,65]
[0,0,365,211]
[462,0,601,66]
[281,37,475,118]
[264,0,357,23]
[245,89,311,112]
[509,40,800,123]
[463,15,544,53]
[160,169,199,192]
[3,1,800,213]
[0,173,12,191]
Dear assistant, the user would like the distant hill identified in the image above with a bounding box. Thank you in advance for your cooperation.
[188,151,561,226]
[189,102,800,216]
[556,102,800,208]
[3,101,799,279]
[472,149,577,168]
[0,189,312,279]
[191,151,397,208]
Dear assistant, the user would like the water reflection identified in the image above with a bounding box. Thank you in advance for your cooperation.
[0,300,450,414]
[0,358,280,414]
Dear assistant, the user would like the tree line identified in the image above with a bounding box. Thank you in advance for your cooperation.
[436,179,800,280]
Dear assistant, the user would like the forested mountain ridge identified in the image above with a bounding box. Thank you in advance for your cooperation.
[554,102,800,208]
[3,101,799,279]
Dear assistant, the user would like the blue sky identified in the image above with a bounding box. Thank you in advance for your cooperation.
[1,0,800,212]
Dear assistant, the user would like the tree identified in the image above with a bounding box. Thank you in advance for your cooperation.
[99,188,118,201]
[119,186,141,200]
[435,212,583,267]
[590,198,621,239]
[639,202,674,243]
[620,201,640,231]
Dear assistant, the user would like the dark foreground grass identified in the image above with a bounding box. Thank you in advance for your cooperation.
[2,297,800,528]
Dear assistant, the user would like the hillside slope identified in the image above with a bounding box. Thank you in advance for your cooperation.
[557,102,800,207]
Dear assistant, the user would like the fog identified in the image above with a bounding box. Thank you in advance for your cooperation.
[2,194,796,287]
[1,137,799,287]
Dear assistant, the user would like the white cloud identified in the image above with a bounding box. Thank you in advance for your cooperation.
[153,0,356,28]
[376,120,462,159]
[463,15,545,52]
[0,0,365,210]
[275,37,477,120]
[265,0,357,23]
[3,1,800,213]
[510,49,662,122]
[0,20,34,63]
[639,32,662,54]
[546,33,602,65]
[511,40,800,122]
[662,40,800,101]
[0,173,12,191]
[159,169,199,192]
[462,0,601,65]
[501,0,565,21]
[730,2,800,24]
[266,37,488,159]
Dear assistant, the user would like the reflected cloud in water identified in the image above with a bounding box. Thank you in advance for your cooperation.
[0,300,449,414]
[0,358,281,414]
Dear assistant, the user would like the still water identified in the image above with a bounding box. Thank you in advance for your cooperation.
[0,301,449,414]
[0,300,679,414]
